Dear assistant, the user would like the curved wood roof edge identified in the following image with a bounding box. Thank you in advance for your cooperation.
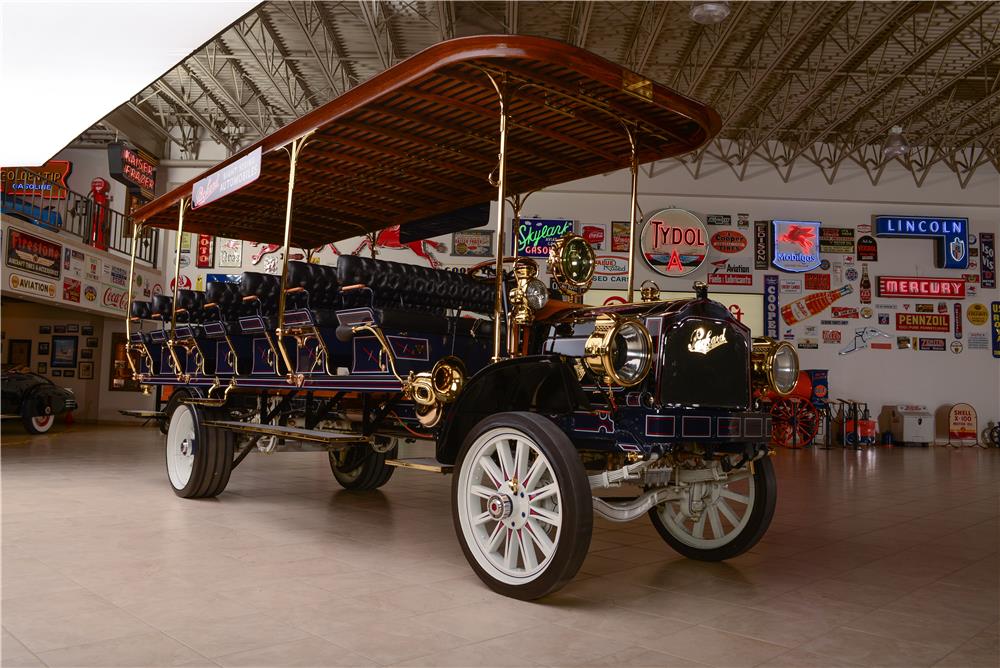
[134,34,722,229]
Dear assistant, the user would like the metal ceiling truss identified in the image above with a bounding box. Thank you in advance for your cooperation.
[80,1,998,187]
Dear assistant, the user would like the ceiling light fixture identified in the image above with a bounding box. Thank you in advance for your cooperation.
[882,125,909,160]
[689,1,731,25]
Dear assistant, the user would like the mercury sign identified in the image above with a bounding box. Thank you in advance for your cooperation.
[640,208,707,277]
[874,216,969,269]
[772,220,821,272]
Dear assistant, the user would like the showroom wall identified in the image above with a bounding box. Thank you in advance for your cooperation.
[161,152,1000,430]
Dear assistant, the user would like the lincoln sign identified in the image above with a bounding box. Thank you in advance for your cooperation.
[877,276,966,299]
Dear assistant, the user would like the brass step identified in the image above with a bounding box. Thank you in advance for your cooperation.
[203,420,368,446]
[385,458,453,474]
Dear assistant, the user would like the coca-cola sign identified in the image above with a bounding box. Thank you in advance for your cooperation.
[103,287,128,311]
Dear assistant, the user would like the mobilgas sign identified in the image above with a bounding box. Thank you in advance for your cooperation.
[874,216,968,269]
[772,221,821,272]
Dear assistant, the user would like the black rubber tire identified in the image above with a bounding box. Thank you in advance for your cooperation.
[451,412,592,600]
[649,455,777,562]
[21,402,54,434]
[159,388,193,435]
[167,404,234,499]
[329,445,397,490]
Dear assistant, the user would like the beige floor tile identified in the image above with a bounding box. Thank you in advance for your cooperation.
[34,631,207,667]
[647,625,787,667]
[3,608,155,654]
[412,602,540,642]
[619,589,750,624]
[933,630,1000,667]
[701,606,836,648]
[318,619,468,665]
[800,627,954,667]
[1,629,45,668]
[758,648,864,667]
[215,636,376,667]
[470,622,615,665]
[159,613,310,658]
[577,645,709,667]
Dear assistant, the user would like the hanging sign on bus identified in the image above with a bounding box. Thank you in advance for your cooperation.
[193,147,262,209]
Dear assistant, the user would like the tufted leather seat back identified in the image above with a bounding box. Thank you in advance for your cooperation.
[286,261,340,310]
[336,256,493,314]
[151,295,173,320]
[176,290,207,323]
[130,300,152,320]
[205,281,244,322]
[240,272,281,316]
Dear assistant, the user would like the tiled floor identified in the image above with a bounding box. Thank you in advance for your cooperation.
[2,425,997,668]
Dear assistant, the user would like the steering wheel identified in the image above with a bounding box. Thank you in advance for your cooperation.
[466,256,520,282]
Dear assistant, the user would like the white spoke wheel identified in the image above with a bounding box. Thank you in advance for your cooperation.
[328,445,397,490]
[22,405,54,434]
[452,412,591,600]
[649,455,776,561]
[165,404,234,498]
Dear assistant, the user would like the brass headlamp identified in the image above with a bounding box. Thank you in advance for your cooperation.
[751,336,799,396]
[583,314,653,387]
[548,233,595,297]
[508,258,547,325]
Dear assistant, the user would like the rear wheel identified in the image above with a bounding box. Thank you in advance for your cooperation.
[452,412,592,600]
[649,456,776,561]
[166,404,234,498]
[159,388,193,435]
[329,446,397,490]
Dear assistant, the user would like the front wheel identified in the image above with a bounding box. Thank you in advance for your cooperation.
[649,455,776,561]
[166,403,234,498]
[452,412,592,600]
[21,405,54,434]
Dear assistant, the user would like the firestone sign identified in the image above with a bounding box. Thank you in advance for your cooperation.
[640,208,708,277]
[874,216,969,269]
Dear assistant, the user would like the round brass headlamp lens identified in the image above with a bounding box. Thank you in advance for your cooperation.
[752,337,800,396]
[584,315,653,387]
[548,233,595,295]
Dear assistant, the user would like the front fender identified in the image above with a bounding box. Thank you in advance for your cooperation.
[435,354,590,465]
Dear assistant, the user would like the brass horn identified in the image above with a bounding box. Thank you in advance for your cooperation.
[405,356,466,427]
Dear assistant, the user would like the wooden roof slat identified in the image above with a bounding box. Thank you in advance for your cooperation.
[136,35,719,247]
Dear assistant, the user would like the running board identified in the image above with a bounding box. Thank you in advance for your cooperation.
[385,458,453,474]
[203,420,369,446]
[119,409,165,419]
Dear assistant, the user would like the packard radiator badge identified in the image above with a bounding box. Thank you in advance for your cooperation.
[688,327,727,355]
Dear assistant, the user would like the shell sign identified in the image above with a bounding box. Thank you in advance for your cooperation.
[640,208,708,277]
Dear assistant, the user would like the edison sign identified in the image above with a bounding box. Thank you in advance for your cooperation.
[874,216,968,269]
[640,208,707,277]
[772,221,821,272]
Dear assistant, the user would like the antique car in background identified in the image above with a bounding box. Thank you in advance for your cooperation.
[124,36,798,599]
[1,366,76,434]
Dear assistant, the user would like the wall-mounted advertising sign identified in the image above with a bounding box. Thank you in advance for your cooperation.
[772,221,821,272]
[196,234,215,268]
[877,276,965,299]
[107,142,158,200]
[992,302,1000,359]
[192,146,261,209]
[980,232,995,289]
[711,230,747,254]
[918,337,946,351]
[896,313,950,332]
[5,227,61,279]
[856,235,878,262]
[515,218,574,258]
[764,275,779,338]
[874,216,969,269]
[2,160,72,199]
[640,208,708,277]
[754,220,769,270]
[819,227,854,254]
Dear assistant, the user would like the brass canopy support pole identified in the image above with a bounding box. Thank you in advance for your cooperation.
[125,220,142,377]
[506,192,532,359]
[624,124,641,302]
[168,198,189,377]
[276,133,314,385]
[487,72,510,363]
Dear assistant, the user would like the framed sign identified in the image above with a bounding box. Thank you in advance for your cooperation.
[450,229,494,257]
[772,221,821,272]
[1,160,71,199]
[896,313,950,332]
[218,239,243,267]
[640,208,708,277]
[109,332,141,391]
[819,227,855,254]
[5,227,62,279]
[7,339,31,367]
[196,234,215,268]
[50,335,78,368]
[981,232,995,289]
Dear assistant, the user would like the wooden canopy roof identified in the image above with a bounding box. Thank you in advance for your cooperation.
[135,35,721,249]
